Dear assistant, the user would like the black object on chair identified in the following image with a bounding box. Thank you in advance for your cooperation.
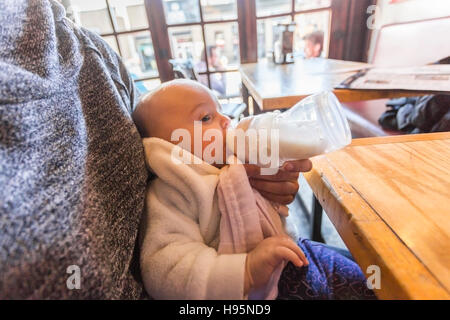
[169,59,200,81]
[168,59,247,120]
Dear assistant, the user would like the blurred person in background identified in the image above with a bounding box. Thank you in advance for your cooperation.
[197,45,227,96]
[303,30,324,58]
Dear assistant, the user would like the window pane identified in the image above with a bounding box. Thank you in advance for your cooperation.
[219,96,243,105]
[257,16,291,59]
[108,0,148,32]
[201,0,237,22]
[163,0,201,25]
[222,71,241,98]
[103,36,120,53]
[117,31,159,79]
[255,0,291,17]
[295,0,331,11]
[199,72,241,98]
[204,22,240,71]
[68,0,113,34]
[294,10,331,58]
[135,79,161,94]
[168,25,206,72]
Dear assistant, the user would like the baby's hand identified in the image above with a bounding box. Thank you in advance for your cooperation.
[244,236,309,294]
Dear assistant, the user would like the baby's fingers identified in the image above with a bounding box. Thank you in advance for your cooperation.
[279,237,309,266]
[276,246,304,268]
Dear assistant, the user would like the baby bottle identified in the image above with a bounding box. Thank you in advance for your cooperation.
[226,91,352,167]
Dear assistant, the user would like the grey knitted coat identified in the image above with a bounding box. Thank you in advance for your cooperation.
[0,0,148,299]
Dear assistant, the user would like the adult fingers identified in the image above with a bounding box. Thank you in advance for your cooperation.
[249,169,300,182]
[281,160,313,173]
[244,164,300,181]
[243,164,263,178]
[257,190,295,205]
[249,179,299,196]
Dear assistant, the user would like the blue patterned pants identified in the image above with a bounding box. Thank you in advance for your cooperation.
[277,238,377,300]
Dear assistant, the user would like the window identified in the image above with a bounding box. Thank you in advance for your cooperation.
[202,0,238,21]
[295,0,331,11]
[255,0,291,17]
[62,0,364,99]
[164,0,201,24]
[168,25,204,68]
[66,0,159,94]
[294,10,331,58]
[257,16,291,59]
[163,0,241,100]
[256,0,332,59]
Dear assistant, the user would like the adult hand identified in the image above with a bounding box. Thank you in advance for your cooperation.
[244,160,313,205]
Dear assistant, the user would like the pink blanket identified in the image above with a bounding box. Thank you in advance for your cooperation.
[217,161,287,299]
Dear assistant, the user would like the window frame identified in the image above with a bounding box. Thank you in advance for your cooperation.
[256,0,332,19]
[68,0,374,90]
[145,0,335,87]
[91,0,161,86]
[159,0,242,98]
[254,0,333,60]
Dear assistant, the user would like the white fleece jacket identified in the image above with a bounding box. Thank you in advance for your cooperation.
[139,138,248,300]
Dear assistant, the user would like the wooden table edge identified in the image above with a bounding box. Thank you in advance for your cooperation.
[303,138,450,300]
[251,90,432,111]
[239,67,264,111]
[239,59,437,110]
[350,132,450,146]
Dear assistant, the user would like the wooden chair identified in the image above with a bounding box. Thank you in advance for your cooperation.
[343,16,450,138]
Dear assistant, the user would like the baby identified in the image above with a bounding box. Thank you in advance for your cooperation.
[132,79,307,300]
[132,79,376,300]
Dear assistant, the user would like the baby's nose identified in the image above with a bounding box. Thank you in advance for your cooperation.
[221,114,231,129]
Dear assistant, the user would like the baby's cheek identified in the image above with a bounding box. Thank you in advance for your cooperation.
[201,129,228,165]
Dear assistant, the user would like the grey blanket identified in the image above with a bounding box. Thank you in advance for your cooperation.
[0,0,147,298]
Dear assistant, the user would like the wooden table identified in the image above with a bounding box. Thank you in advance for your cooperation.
[240,58,426,112]
[303,132,450,300]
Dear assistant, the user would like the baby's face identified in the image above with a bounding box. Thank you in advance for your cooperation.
[135,80,231,167]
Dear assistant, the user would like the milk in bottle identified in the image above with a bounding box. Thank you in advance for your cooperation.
[226,91,351,167]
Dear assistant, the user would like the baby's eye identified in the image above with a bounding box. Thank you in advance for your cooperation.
[201,115,211,122]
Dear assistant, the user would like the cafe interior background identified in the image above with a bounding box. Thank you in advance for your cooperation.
[58,0,450,101]
[56,0,450,246]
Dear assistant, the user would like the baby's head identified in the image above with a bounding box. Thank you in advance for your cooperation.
[132,79,231,166]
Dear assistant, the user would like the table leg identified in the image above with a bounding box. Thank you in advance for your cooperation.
[253,98,262,116]
[311,195,325,243]
[242,82,250,117]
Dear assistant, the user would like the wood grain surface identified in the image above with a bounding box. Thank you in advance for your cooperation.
[304,133,450,299]
[240,58,429,110]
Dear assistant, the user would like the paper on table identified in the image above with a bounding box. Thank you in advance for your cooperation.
[337,64,450,92]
